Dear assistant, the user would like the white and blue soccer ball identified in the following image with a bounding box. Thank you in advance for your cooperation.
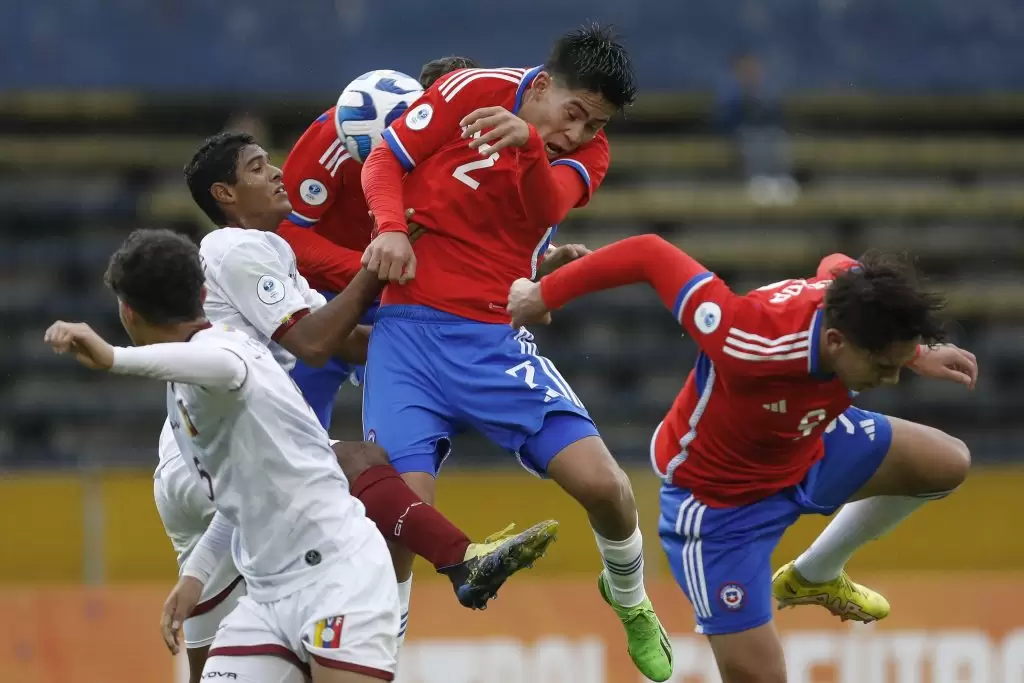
[335,69,423,163]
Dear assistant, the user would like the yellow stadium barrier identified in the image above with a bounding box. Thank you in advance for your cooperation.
[0,467,1021,583]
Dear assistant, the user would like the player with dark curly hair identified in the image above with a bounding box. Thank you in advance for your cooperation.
[507,235,977,683]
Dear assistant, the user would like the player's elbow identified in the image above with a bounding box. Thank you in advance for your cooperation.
[335,326,371,365]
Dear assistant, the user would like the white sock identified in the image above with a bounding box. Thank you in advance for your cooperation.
[397,575,412,650]
[594,524,647,608]
[794,493,949,583]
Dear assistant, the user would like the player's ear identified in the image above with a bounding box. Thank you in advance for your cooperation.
[531,71,553,96]
[823,327,845,352]
[210,182,234,207]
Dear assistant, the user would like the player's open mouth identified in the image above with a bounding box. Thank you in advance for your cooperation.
[545,143,563,157]
[274,186,286,195]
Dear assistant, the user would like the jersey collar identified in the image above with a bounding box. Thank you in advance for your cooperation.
[513,66,544,114]
[807,308,832,378]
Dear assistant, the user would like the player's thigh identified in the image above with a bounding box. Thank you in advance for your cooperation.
[202,655,306,683]
[544,433,633,516]
[658,485,796,639]
[849,415,970,500]
[186,645,209,683]
[793,407,895,513]
[708,622,788,683]
[445,325,595,474]
[299,535,400,681]
[362,316,456,477]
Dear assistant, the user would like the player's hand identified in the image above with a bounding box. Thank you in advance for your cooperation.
[461,106,530,156]
[908,343,978,389]
[160,575,204,655]
[362,231,416,284]
[43,321,114,370]
[537,243,591,277]
[507,278,552,328]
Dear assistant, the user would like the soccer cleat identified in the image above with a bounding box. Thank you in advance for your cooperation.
[771,561,890,623]
[598,572,674,682]
[439,520,559,609]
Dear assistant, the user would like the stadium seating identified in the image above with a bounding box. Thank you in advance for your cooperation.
[2,92,1023,468]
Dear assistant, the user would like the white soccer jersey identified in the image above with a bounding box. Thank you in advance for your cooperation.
[200,228,326,371]
[113,325,377,602]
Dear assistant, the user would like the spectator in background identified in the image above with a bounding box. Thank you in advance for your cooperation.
[715,52,799,205]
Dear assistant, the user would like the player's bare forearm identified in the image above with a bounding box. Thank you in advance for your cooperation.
[276,222,364,292]
[335,324,371,364]
[282,268,383,367]
[540,234,705,313]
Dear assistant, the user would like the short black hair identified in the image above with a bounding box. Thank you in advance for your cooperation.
[545,22,637,110]
[184,131,256,226]
[823,252,947,354]
[419,56,480,89]
[104,228,205,326]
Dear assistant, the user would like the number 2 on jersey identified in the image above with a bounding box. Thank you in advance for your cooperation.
[453,130,499,190]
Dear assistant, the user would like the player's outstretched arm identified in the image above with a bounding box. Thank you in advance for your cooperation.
[360,146,416,283]
[44,321,248,390]
[277,222,365,292]
[509,235,713,325]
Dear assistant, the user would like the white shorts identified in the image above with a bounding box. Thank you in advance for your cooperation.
[208,535,400,680]
[155,421,245,647]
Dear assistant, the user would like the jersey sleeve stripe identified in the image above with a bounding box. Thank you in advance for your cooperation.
[381,128,415,171]
[271,308,310,342]
[318,138,343,166]
[443,73,521,102]
[672,271,714,322]
[725,336,810,354]
[551,158,592,189]
[286,211,317,227]
[439,68,524,98]
[721,346,809,362]
[727,328,810,346]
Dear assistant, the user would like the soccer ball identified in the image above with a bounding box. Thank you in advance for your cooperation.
[335,70,423,163]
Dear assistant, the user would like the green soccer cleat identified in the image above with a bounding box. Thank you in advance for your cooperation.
[439,520,559,609]
[598,571,674,682]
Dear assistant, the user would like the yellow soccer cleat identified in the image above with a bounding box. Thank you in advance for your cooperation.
[771,561,890,623]
[440,521,559,610]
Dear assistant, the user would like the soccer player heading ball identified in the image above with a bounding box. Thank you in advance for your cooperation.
[359,23,675,683]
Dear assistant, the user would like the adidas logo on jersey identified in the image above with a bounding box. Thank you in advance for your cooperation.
[860,418,877,441]
[763,400,787,414]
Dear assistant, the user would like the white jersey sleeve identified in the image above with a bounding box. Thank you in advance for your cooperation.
[200,228,326,346]
[111,340,247,390]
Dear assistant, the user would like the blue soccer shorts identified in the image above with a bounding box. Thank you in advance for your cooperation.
[658,406,893,636]
[362,305,598,476]
[289,296,378,430]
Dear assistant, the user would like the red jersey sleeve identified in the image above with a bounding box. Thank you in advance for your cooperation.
[539,235,809,377]
[278,109,364,291]
[281,110,344,228]
[550,130,609,208]
[816,253,860,279]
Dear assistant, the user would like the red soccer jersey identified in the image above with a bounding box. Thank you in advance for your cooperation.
[369,66,610,323]
[540,235,865,508]
[277,108,374,293]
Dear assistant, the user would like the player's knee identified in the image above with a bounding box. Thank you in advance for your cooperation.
[333,441,391,481]
[718,658,787,683]
[575,459,634,516]
[928,433,971,493]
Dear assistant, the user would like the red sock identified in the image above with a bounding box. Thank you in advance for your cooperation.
[351,464,471,571]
